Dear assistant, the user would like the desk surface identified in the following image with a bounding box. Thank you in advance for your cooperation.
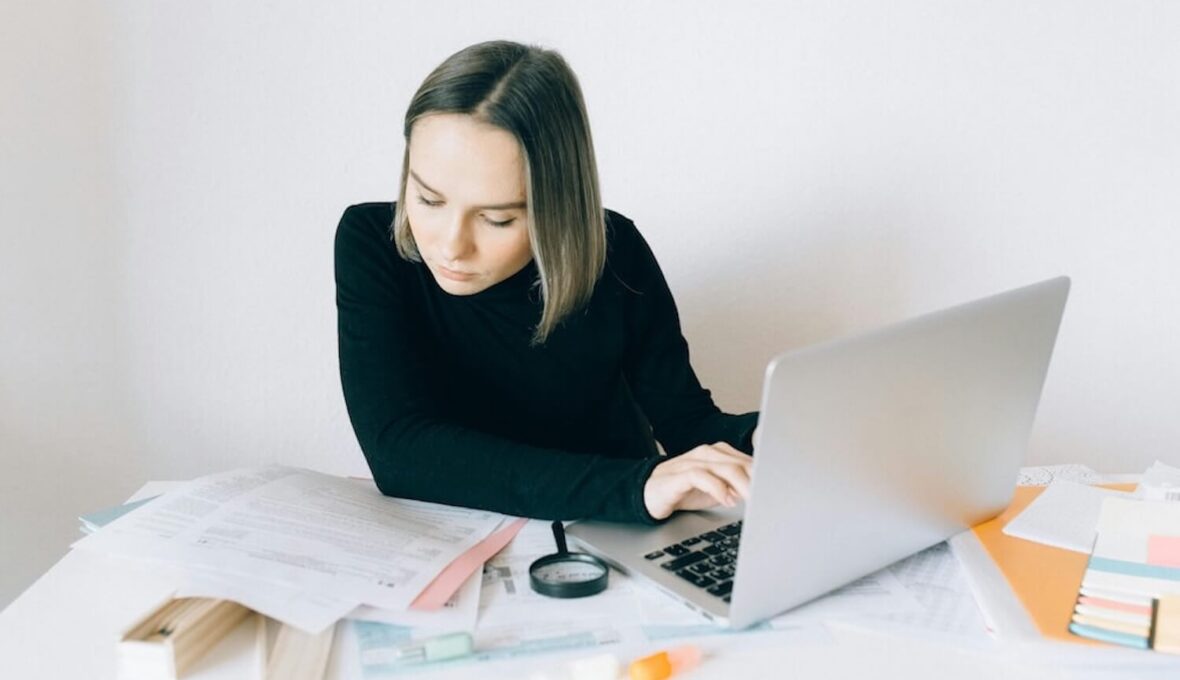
[3,481,1179,680]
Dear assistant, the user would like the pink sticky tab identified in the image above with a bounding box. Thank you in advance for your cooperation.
[1147,535,1180,568]
[410,517,528,611]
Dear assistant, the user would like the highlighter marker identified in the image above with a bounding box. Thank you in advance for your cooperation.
[628,645,702,680]
[391,631,474,664]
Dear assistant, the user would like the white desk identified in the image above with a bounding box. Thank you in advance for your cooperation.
[3,482,1179,680]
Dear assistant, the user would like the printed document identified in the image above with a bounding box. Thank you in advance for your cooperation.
[73,466,506,611]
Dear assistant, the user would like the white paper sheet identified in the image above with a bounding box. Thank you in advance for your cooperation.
[1141,460,1180,502]
[348,568,482,636]
[872,541,993,641]
[947,530,1040,641]
[73,466,506,611]
[1003,480,1132,553]
[771,568,925,627]
[177,566,358,635]
[483,522,640,618]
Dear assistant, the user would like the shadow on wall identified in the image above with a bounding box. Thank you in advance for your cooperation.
[675,192,922,413]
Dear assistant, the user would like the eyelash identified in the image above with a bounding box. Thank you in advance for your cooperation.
[415,195,516,227]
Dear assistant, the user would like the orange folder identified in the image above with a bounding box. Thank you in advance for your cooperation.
[971,483,1138,645]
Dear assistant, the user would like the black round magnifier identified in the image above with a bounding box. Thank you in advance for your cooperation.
[528,521,610,598]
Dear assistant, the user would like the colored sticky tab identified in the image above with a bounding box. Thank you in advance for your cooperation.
[1069,622,1150,649]
[410,517,528,611]
[1077,596,1153,616]
[1147,535,1180,568]
[1155,596,1180,655]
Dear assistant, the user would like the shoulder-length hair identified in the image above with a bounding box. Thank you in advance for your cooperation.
[391,40,606,346]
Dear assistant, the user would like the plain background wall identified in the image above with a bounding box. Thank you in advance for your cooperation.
[2,0,1177,609]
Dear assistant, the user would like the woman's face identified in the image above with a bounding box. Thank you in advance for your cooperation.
[405,113,532,296]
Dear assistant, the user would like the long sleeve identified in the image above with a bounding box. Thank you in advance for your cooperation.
[335,205,662,523]
[615,215,760,457]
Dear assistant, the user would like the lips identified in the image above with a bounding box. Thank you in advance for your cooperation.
[436,263,477,281]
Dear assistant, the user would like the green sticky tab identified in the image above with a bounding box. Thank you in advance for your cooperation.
[423,632,474,661]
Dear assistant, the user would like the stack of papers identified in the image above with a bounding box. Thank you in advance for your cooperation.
[73,466,520,634]
[1070,497,1180,652]
[88,463,1131,677]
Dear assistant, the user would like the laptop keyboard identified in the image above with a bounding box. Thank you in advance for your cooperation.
[643,521,741,603]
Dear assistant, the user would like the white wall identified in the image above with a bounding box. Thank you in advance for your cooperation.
[3,0,1178,607]
[1,0,144,607]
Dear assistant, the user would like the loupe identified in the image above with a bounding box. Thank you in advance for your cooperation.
[528,521,609,598]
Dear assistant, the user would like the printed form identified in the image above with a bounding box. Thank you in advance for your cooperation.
[73,466,507,616]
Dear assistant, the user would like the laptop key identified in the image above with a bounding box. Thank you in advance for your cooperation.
[663,544,689,557]
[723,595,731,603]
[660,551,708,571]
[707,581,733,597]
[703,544,724,555]
[676,570,716,588]
[688,562,712,575]
[701,531,725,543]
[643,550,664,560]
[719,522,742,536]
[681,536,702,547]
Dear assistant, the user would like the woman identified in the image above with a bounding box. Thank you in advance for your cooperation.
[335,40,758,524]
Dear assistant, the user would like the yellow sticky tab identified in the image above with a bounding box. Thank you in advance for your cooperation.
[1154,596,1180,655]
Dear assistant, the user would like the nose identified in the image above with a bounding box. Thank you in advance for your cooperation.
[438,214,475,263]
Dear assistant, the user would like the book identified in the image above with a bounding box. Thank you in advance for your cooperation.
[118,596,254,679]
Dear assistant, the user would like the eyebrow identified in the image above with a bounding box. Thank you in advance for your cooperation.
[409,169,527,210]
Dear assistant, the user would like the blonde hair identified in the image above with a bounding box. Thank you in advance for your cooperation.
[391,40,606,346]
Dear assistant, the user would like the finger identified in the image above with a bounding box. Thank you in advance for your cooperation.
[707,461,752,501]
[687,468,736,508]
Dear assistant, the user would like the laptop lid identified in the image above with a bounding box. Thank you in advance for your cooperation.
[727,276,1070,627]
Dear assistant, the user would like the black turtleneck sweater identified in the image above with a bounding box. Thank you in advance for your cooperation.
[334,202,758,524]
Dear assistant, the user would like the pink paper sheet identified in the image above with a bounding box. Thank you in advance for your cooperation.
[1147,535,1180,568]
[410,517,528,611]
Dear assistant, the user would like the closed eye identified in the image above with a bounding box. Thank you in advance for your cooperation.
[416,195,442,208]
[416,195,516,227]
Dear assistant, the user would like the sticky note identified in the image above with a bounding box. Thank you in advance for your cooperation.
[1154,596,1180,655]
[1147,535,1180,569]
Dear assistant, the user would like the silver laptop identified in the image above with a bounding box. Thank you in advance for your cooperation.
[567,276,1071,628]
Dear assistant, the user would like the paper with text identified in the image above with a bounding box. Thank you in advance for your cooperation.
[73,466,506,611]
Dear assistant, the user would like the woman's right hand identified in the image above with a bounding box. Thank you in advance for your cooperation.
[643,443,753,521]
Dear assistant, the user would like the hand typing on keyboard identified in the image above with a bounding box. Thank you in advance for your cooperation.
[642,442,753,521]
